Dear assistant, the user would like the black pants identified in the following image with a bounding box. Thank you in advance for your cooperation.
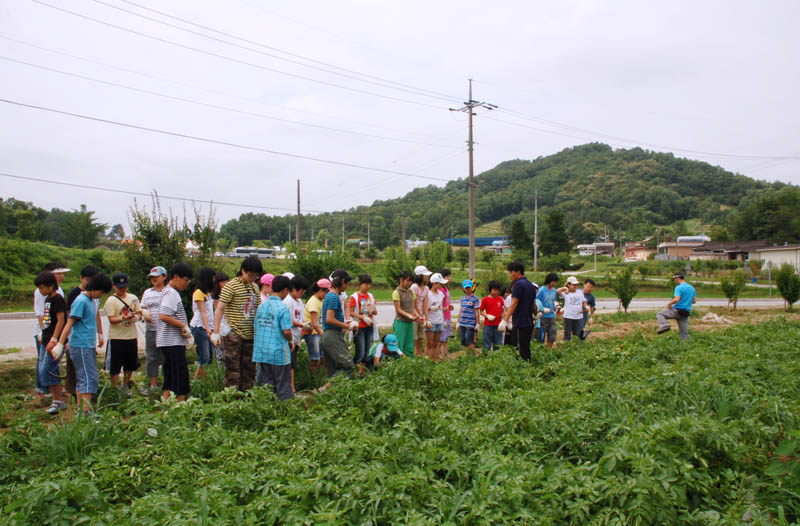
[515,326,533,361]
[160,345,190,396]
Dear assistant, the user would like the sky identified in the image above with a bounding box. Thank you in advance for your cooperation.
[1,0,798,233]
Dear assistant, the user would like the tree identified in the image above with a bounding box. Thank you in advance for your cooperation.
[637,263,650,278]
[106,224,125,241]
[422,240,451,273]
[455,249,469,271]
[382,246,413,286]
[315,229,331,247]
[709,225,730,242]
[481,250,495,265]
[720,270,747,310]
[610,267,638,313]
[540,209,570,256]
[508,219,532,261]
[64,204,106,249]
[290,250,358,296]
[776,264,800,311]
[188,204,218,265]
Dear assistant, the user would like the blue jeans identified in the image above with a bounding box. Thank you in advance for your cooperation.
[353,328,373,365]
[69,346,99,394]
[191,326,212,366]
[482,325,503,351]
[459,326,476,347]
[304,334,321,360]
[35,336,47,393]
[38,343,63,387]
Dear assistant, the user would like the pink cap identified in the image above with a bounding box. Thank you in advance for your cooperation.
[260,273,275,286]
[316,278,331,289]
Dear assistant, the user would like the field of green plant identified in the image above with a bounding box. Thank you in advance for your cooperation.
[1,320,799,524]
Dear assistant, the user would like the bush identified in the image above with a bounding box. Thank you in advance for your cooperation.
[609,267,638,313]
[720,270,747,310]
[422,240,452,272]
[455,248,469,270]
[539,252,571,271]
[289,250,359,294]
[382,246,414,287]
[776,264,800,311]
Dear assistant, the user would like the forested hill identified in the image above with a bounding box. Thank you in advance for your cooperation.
[220,143,793,248]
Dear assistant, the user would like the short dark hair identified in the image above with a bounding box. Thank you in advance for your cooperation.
[212,271,230,299]
[673,272,685,280]
[80,265,100,278]
[398,270,413,283]
[170,262,194,280]
[488,280,501,292]
[358,274,372,285]
[584,278,596,286]
[271,275,291,293]
[241,256,263,274]
[507,261,525,274]
[500,286,511,296]
[34,271,57,289]
[196,266,215,294]
[439,268,451,278]
[86,273,112,293]
[544,273,559,285]
[290,275,309,292]
[44,261,65,272]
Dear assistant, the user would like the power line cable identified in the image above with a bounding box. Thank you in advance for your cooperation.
[0,54,460,149]
[0,97,453,182]
[30,0,448,110]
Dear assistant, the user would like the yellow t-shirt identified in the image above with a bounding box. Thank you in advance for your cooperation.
[304,295,324,332]
[104,293,140,340]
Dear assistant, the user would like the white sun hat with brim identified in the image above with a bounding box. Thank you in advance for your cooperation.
[414,265,432,276]
[430,273,449,284]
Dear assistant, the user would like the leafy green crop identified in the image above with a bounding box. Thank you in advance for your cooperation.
[1,321,799,525]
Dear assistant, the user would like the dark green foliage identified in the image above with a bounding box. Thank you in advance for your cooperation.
[455,248,469,270]
[732,187,800,244]
[539,252,572,271]
[289,250,358,294]
[382,246,414,287]
[540,208,571,256]
[0,198,108,247]
[610,266,639,313]
[509,218,532,261]
[422,240,453,272]
[63,204,107,249]
[776,264,800,311]
[721,270,748,310]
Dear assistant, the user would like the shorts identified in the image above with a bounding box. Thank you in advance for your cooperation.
[304,333,321,361]
[69,346,99,395]
[291,345,298,370]
[145,329,162,378]
[540,317,557,343]
[426,323,444,333]
[160,345,190,396]
[38,343,62,387]
[256,362,292,401]
[109,339,139,375]
[459,326,476,346]
[191,326,213,366]
[321,329,354,378]
[440,321,451,342]
[414,321,426,341]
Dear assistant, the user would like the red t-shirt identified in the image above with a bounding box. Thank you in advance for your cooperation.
[479,295,504,326]
[348,292,375,329]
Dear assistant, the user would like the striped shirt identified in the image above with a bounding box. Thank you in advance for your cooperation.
[156,285,187,347]
[459,294,481,328]
[219,277,260,339]
[252,296,293,366]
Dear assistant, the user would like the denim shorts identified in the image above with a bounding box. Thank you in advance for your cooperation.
[304,333,321,361]
[191,326,213,366]
[426,322,444,333]
[69,346,99,394]
[38,343,62,387]
[440,322,451,342]
[459,326,476,346]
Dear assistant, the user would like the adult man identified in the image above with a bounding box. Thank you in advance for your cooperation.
[502,261,538,361]
[579,278,596,340]
[656,272,696,341]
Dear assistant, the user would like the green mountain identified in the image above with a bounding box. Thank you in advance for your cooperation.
[220,143,795,249]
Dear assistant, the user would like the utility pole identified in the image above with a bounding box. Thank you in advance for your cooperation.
[450,79,496,278]
[296,179,300,245]
[367,219,370,251]
[533,188,539,272]
[341,215,345,252]
[401,209,407,253]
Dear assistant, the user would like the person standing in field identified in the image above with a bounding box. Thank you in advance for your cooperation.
[425,273,447,360]
[211,271,230,369]
[410,266,432,357]
[65,265,102,400]
[438,268,454,358]
[558,276,588,342]
[480,280,505,352]
[349,274,377,375]
[253,275,294,401]
[579,278,596,340]
[304,278,329,373]
[392,270,418,358]
[211,256,263,391]
[156,263,194,402]
[458,279,481,355]
[189,267,216,380]
[536,273,559,349]
[284,275,308,392]
[140,266,167,393]
[104,272,143,393]
[502,261,538,361]
[319,269,355,391]
[500,285,516,347]
[34,271,67,415]
[657,272,697,341]
[33,261,68,397]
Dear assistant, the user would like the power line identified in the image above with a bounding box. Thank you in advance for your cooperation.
[0,97,452,182]
[30,0,448,110]
[0,54,460,149]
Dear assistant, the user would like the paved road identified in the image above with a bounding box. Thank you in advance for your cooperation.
[0,297,788,360]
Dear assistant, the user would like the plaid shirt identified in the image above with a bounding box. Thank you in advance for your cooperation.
[252,296,293,366]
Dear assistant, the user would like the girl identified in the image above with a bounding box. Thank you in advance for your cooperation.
[349,274,377,375]
[211,272,230,369]
[189,266,216,379]
[410,265,431,357]
[425,273,447,361]
[438,268,454,360]
[304,278,329,373]
[392,270,417,358]
[319,269,355,392]
[366,333,404,369]
[259,273,275,304]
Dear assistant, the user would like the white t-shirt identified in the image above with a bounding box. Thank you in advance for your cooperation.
[503,295,513,310]
[141,287,164,333]
[283,295,304,344]
[34,286,63,336]
[562,290,586,320]
[190,289,215,329]
[428,290,445,325]
[410,283,429,315]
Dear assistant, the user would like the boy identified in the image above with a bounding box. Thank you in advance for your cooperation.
[391,270,418,358]
[283,275,308,392]
[156,262,194,402]
[479,280,504,352]
[366,334,404,369]
[52,273,113,415]
[104,272,142,392]
[349,274,377,374]
[458,279,481,354]
[33,261,68,396]
[536,273,559,349]
[211,256,263,392]
[304,278,330,372]
[579,278,596,340]
[35,271,67,414]
[558,276,588,342]
[65,265,103,399]
[253,275,294,401]
[140,266,167,393]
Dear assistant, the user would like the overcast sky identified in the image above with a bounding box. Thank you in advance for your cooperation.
[1,0,798,232]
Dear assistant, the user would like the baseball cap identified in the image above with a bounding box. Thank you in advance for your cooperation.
[282,272,295,280]
[430,272,449,284]
[673,272,684,279]
[329,269,354,282]
[414,265,432,276]
[566,276,580,285]
[148,266,167,277]
[112,272,129,287]
[51,267,71,274]
[260,273,275,286]
[462,279,474,289]
[384,334,400,353]
[316,278,332,289]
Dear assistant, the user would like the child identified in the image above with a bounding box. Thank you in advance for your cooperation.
[558,276,588,342]
[35,271,67,414]
[458,279,481,354]
[211,271,230,368]
[253,275,294,401]
[65,265,102,399]
[304,278,330,372]
[349,274,377,374]
[533,297,545,343]
[189,267,216,379]
[410,265,431,357]
[480,280,504,352]
[391,270,417,358]
[536,273,559,349]
[34,261,68,396]
[500,286,516,347]
[284,275,308,392]
[439,268,454,358]
[319,269,355,391]
[104,272,142,392]
[52,273,113,415]
[140,266,167,393]
[259,273,275,304]
[425,273,447,360]
[156,262,194,402]
[366,334,404,369]
[580,278,596,340]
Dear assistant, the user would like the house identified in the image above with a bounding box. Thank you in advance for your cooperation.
[656,237,709,260]
[756,245,800,271]
[690,240,772,261]
[624,238,654,262]
[576,242,615,256]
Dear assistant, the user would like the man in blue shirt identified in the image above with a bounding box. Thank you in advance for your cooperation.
[536,273,559,349]
[253,275,294,400]
[657,272,697,341]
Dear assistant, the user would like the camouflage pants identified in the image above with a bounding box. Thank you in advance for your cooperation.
[223,331,255,392]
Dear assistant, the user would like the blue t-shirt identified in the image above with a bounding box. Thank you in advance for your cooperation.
[253,296,293,366]
[674,282,696,311]
[459,294,481,328]
[537,287,558,318]
[68,293,97,349]
[321,291,344,331]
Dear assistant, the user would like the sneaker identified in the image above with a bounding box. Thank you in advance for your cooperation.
[657,326,671,335]
[45,400,67,415]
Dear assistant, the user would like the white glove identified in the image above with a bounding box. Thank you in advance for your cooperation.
[181,325,191,338]
[507,319,513,331]
[543,308,551,314]
[185,333,195,349]
[50,342,65,360]
[456,321,460,330]
[497,320,507,333]
[537,311,543,319]
[348,320,359,330]
[364,317,373,326]
[486,314,496,322]
[303,322,313,332]
[140,308,152,322]
[210,333,221,346]
[425,320,432,329]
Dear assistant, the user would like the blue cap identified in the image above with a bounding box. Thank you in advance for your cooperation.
[462,279,474,289]
[384,334,400,353]
[148,266,167,277]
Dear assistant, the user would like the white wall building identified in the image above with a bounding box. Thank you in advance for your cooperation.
[756,245,800,271]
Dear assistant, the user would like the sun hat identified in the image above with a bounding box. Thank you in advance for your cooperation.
[282,272,295,279]
[430,272,449,284]
[414,265,432,276]
[260,273,275,286]
[384,334,400,353]
[462,279,474,289]
[316,278,332,289]
[148,266,167,277]
[566,276,580,285]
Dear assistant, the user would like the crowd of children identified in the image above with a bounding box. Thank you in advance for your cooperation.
[31,257,608,412]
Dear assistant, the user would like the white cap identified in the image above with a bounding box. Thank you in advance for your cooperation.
[430,272,449,284]
[282,272,295,279]
[414,265,432,276]
[566,276,580,285]
[52,267,71,274]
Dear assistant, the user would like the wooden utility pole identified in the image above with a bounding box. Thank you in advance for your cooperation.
[533,188,539,272]
[450,79,496,278]
[341,215,345,252]
[367,219,370,251]
[295,179,300,245]
[401,209,407,253]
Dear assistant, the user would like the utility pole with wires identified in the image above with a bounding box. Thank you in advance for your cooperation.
[533,188,539,272]
[401,209,407,253]
[450,79,496,278]
[296,179,301,245]
[367,219,371,251]
[341,215,345,252]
